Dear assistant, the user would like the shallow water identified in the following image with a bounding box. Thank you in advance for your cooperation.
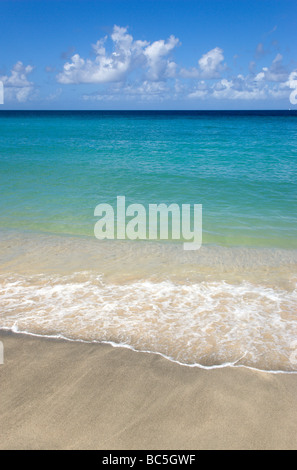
[0,230,296,371]
[0,111,296,371]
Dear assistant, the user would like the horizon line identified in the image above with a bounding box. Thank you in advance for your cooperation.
[0,109,296,112]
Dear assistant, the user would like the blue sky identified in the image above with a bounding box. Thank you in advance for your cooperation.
[1,0,297,109]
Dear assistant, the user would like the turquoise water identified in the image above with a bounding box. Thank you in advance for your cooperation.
[1,111,297,248]
[1,111,297,371]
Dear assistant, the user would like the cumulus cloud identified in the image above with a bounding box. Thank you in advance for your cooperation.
[198,47,225,78]
[144,35,180,80]
[181,47,225,79]
[1,61,34,102]
[185,50,293,102]
[54,25,296,105]
[57,25,180,85]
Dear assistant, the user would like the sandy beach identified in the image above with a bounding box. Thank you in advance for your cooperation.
[1,0,297,453]
[0,331,297,450]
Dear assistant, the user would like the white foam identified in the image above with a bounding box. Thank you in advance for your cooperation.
[1,272,297,372]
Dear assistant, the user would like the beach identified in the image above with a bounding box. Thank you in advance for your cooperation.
[0,111,297,450]
[1,330,297,450]
[1,0,297,452]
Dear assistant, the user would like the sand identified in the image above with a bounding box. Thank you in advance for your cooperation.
[0,331,297,450]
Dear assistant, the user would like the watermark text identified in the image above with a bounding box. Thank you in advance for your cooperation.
[289,72,297,105]
[0,81,3,105]
[94,196,202,250]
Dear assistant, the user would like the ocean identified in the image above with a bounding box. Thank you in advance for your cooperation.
[0,110,297,371]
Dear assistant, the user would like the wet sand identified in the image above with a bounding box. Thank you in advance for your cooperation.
[0,331,297,450]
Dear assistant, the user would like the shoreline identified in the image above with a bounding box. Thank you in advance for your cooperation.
[1,331,297,449]
[1,327,296,375]
[1,231,297,373]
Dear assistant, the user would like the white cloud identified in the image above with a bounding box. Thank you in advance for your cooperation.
[92,37,107,56]
[144,35,180,80]
[180,47,225,79]
[186,70,291,102]
[55,26,295,105]
[188,89,208,99]
[212,77,268,100]
[57,26,144,84]
[57,25,180,85]
[1,61,34,102]
[198,47,225,78]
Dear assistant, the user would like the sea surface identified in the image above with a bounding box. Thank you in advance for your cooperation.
[0,110,297,371]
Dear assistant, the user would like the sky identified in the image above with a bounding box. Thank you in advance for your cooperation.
[0,0,297,109]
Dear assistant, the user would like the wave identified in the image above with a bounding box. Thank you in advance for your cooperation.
[1,271,297,372]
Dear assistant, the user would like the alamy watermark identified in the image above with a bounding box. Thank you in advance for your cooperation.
[289,72,297,105]
[94,196,202,250]
[0,80,3,105]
